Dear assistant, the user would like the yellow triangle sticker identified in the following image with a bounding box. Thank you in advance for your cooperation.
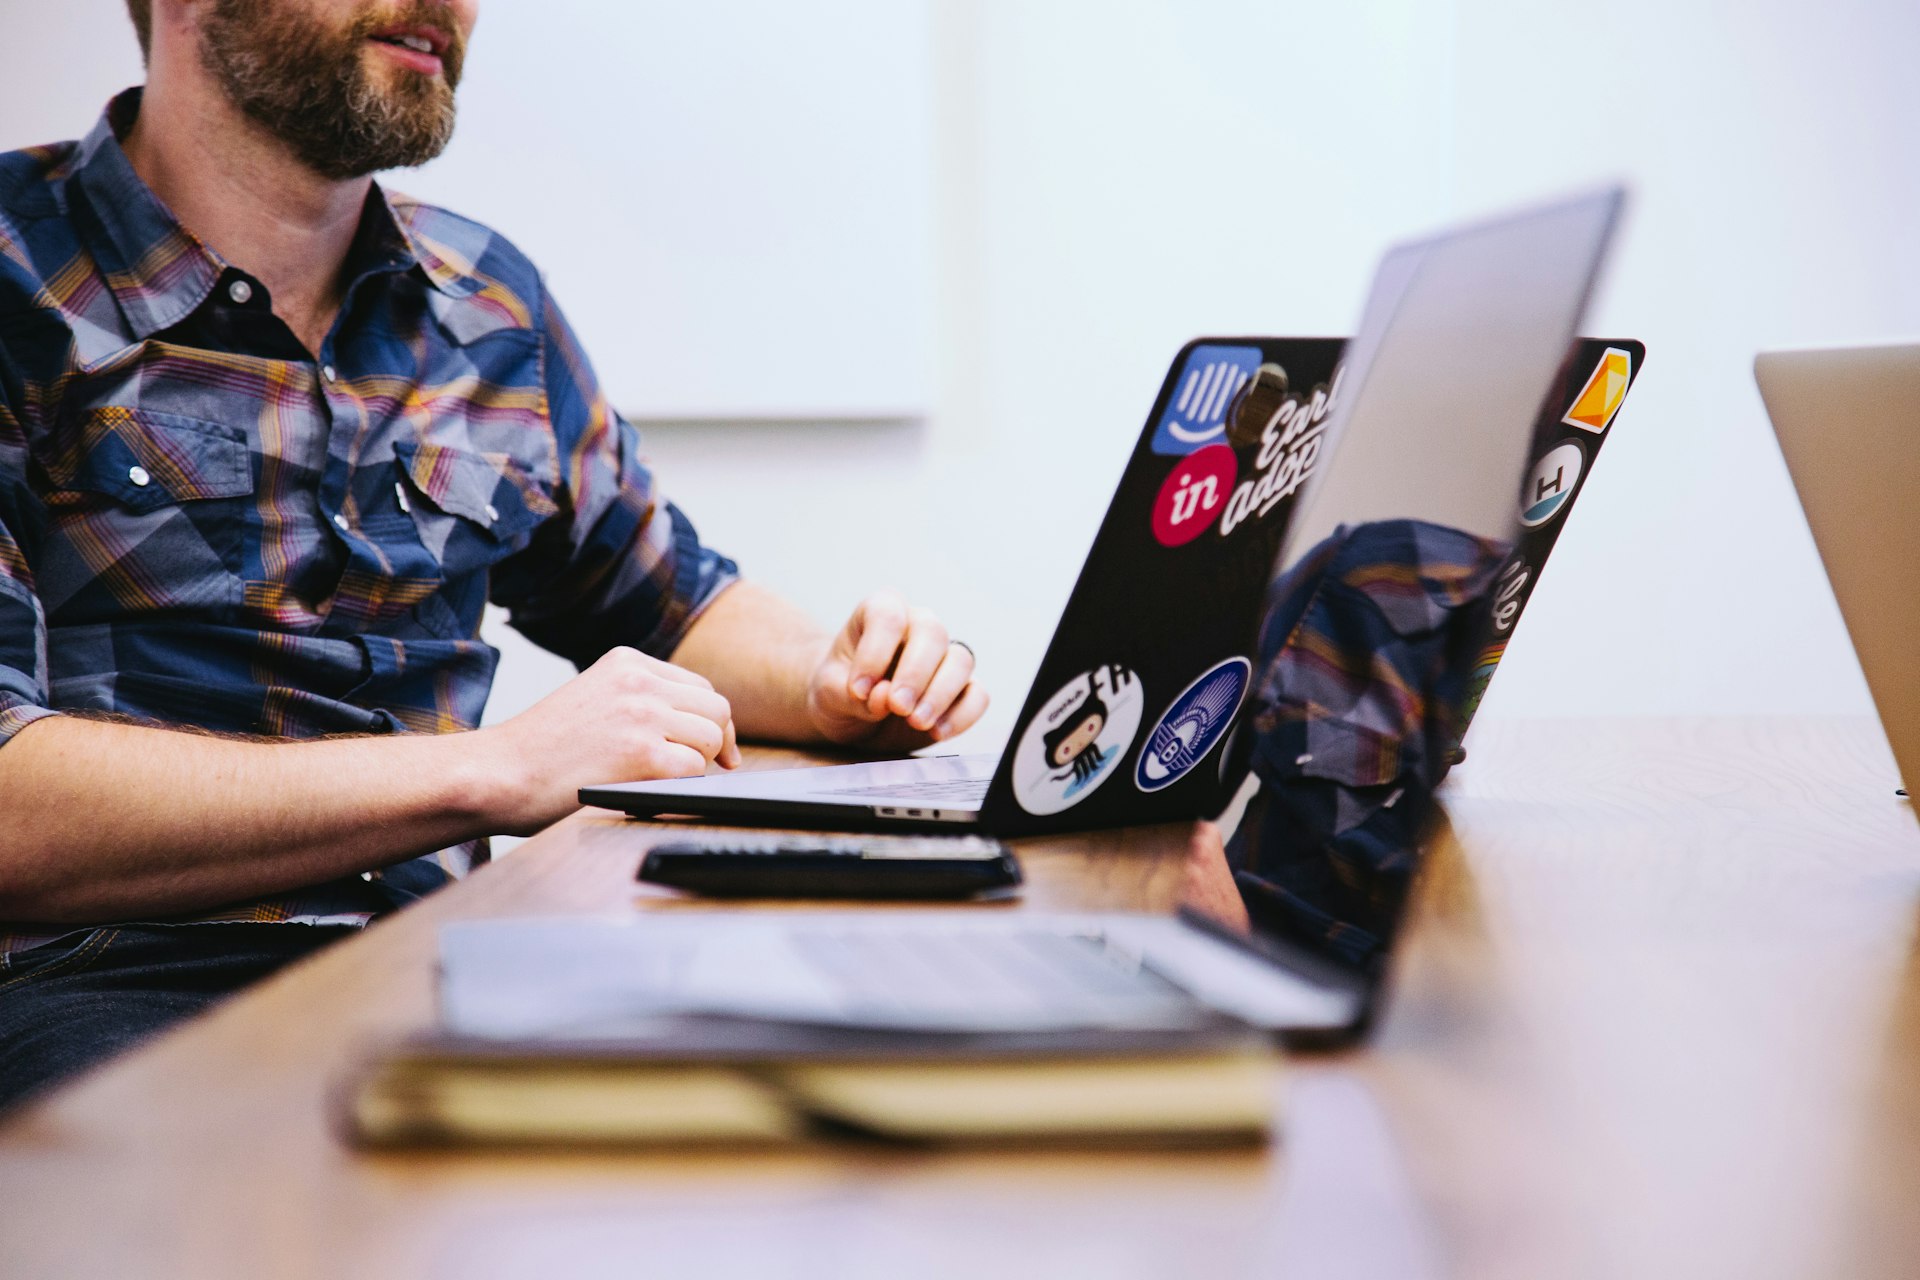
[1562,348,1631,433]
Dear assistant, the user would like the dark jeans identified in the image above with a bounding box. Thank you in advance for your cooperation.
[0,922,355,1113]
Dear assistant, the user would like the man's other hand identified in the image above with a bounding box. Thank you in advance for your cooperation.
[1178,820,1252,933]
[479,646,739,833]
[807,591,989,749]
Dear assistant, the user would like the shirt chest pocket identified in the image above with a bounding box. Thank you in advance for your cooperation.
[37,408,253,618]
[391,439,555,581]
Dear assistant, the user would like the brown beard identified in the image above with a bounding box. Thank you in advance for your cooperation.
[198,0,467,180]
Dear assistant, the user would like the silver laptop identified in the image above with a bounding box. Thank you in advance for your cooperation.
[460,187,1627,1044]
[582,187,1625,839]
[1756,343,1920,799]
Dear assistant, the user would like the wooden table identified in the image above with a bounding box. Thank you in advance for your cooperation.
[4,718,1920,1279]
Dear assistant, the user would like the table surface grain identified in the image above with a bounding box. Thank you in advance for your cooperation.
[4,717,1919,1280]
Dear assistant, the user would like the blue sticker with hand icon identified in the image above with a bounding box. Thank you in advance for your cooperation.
[1151,344,1263,455]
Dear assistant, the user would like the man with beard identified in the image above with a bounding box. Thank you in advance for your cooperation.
[0,0,987,1108]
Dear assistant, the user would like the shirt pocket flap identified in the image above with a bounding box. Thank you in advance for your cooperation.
[1251,706,1404,790]
[1289,718,1402,788]
[55,408,251,513]
[392,439,552,540]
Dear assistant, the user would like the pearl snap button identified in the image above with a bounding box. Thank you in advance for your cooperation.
[483,503,499,524]
[128,465,151,487]
[332,513,349,532]
[394,482,411,514]
[228,279,253,305]
[322,365,338,384]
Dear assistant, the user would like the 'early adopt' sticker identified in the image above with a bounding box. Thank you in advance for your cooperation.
[1151,444,1237,546]
[1151,345,1263,456]
[1520,440,1585,527]
[1011,664,1145,816]
[1135,657,1251,793]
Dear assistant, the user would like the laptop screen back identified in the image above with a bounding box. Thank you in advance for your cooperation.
[1282,188,1625,570]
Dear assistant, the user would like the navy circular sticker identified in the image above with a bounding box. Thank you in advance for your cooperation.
[1134,657,1252,793]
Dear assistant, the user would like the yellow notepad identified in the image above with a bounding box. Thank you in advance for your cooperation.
[341,1026,1281,1148]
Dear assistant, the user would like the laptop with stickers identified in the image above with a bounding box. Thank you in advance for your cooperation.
[581,188,1640,836]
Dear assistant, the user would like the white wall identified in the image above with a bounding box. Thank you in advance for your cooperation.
[5,0,1916,752]
[1447,0,1920,725]
[400,0,936,421]
[0,1,144,151]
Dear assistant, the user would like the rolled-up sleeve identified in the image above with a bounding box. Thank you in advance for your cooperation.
[0,377,54,748]
[490,282,739,668]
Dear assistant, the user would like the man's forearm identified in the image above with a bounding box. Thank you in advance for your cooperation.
[0,643,756,924]
[0,715,501,923]
[671,580,829,742]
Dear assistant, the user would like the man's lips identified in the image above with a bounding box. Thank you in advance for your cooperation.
[367,25,449,74]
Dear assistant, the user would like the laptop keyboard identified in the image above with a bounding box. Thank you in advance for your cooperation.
[821,777,992,802]
[791,927,1194,1019]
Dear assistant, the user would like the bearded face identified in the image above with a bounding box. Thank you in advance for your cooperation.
[197,0,469,180]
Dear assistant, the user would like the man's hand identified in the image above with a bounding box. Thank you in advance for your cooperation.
[477,646,740,834]
[807,591,989,749]
[1179,820,1252,932]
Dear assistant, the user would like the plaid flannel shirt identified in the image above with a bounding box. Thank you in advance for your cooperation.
[0,91,738,958]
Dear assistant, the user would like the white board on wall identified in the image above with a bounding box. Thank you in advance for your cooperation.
[402,0,935,422]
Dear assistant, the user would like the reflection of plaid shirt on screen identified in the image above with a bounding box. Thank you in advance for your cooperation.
[1232,520,1508,968]
[0,91,737,959]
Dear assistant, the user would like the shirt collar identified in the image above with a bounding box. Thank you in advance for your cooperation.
[72,88,481,341]
[366,185,483,300]
[71,89,225,340]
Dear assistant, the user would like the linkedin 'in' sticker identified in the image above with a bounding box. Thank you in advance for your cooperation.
[1151,344,1264,456]
[1011,664,1145,816]
[1135,657,1251,793]
[1151,444,1238,547]
[1520,440,1584,527]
